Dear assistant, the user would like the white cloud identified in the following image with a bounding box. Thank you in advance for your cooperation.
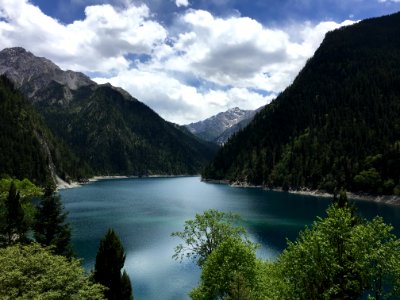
[175,0,190,7]
[0,0,354,124]
[93,68,275,124]
[158,10,354,93]
[0,0,167,73]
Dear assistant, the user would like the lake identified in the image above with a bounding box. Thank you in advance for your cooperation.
[60,176,400,300]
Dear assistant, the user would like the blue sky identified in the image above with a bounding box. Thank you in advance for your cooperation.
[30,0,400,26]
[1,0,399,123]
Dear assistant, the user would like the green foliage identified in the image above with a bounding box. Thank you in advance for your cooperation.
[394,185,400,196]
[36,84,217,176]
[171,209,246,266]
[120,270,134,300]
[277,205,364,299]
[332,189,349,208]
[350,217,400,299]
[94,228,133,300]
[177,205,400,299]
[34,188,73,258]
[189,237,258,300]
[0,178,43,233]
[354,168,382,192]
[0,182,28,246]
[263,205,400,300]
[248,260,289,300]
[0,76,92,184]
[0,178,43,200]
[0,243,105,300]
[203,12,400,195]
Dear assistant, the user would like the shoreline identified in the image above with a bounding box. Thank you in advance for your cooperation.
[56,174,199,190]
[287,188,400,206]
[58,175,400,206]
[202,179,400,206]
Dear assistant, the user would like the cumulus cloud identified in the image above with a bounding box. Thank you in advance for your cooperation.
[94,68,275,124]
[0,0,167,73]
[158,10,354,92]
[175,0,190,7]
[0,0,354,123]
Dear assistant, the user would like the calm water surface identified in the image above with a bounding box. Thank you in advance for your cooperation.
[60,177,400,300]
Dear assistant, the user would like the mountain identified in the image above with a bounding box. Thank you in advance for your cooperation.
[0,75,91,184]
[0,47,94,104]
[185,107,259,145]
[214,108,264,145]
[0,47,217,176]
[203,12,400,196]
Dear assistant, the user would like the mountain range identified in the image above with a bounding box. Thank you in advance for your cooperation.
[203,12,400,196]
[0,47,217,183]
[185,107,260,145]
[3,11,400,196]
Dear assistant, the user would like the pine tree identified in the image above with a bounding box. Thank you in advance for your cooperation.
[120,270,134,300]
[34,186,73,258]
[94,228,133,300]
[1,181,28,246]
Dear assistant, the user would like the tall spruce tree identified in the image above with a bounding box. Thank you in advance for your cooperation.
[94,228,133,300]
[34,186,73,258]
[120,270,133,300]
[0,181,28,246]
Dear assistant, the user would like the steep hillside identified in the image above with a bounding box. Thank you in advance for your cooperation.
[185,107,258,145]
[0,76,91,184]
[203,12,400,195]
[0,48,217,176]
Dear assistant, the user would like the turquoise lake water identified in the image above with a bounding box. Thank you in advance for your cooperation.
[60,176,400,300]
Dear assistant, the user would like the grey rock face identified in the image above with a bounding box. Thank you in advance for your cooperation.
[185,107,260,144]
[0,47,95,102]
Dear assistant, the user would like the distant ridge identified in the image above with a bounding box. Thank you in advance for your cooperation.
[185,107,261,145]
[0,47,217,177]
[203,12,400,196]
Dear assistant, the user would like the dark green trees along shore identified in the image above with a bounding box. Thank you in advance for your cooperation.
[203,12,400,196]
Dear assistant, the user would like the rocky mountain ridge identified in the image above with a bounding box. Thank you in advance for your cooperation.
[185,107,260,144]
[0,48,94,102]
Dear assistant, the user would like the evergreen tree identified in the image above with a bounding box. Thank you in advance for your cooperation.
[0,75,92,185]
[333,189,349,208]
[120,270,133,300]
[34,186,73,258]
[94,228,133,300]
[0,182,28,246]
[203,12,400,196]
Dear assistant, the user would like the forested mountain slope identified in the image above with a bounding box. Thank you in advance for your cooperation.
[0,76,91,184]
[0,48,217,176]
[203,12,400,195]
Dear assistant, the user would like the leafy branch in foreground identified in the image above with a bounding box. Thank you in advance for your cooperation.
[176,204,400,300]
[171,209,247,266]
[0,243,105,299]
[190,237,259,300]
[253,204,400,300]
